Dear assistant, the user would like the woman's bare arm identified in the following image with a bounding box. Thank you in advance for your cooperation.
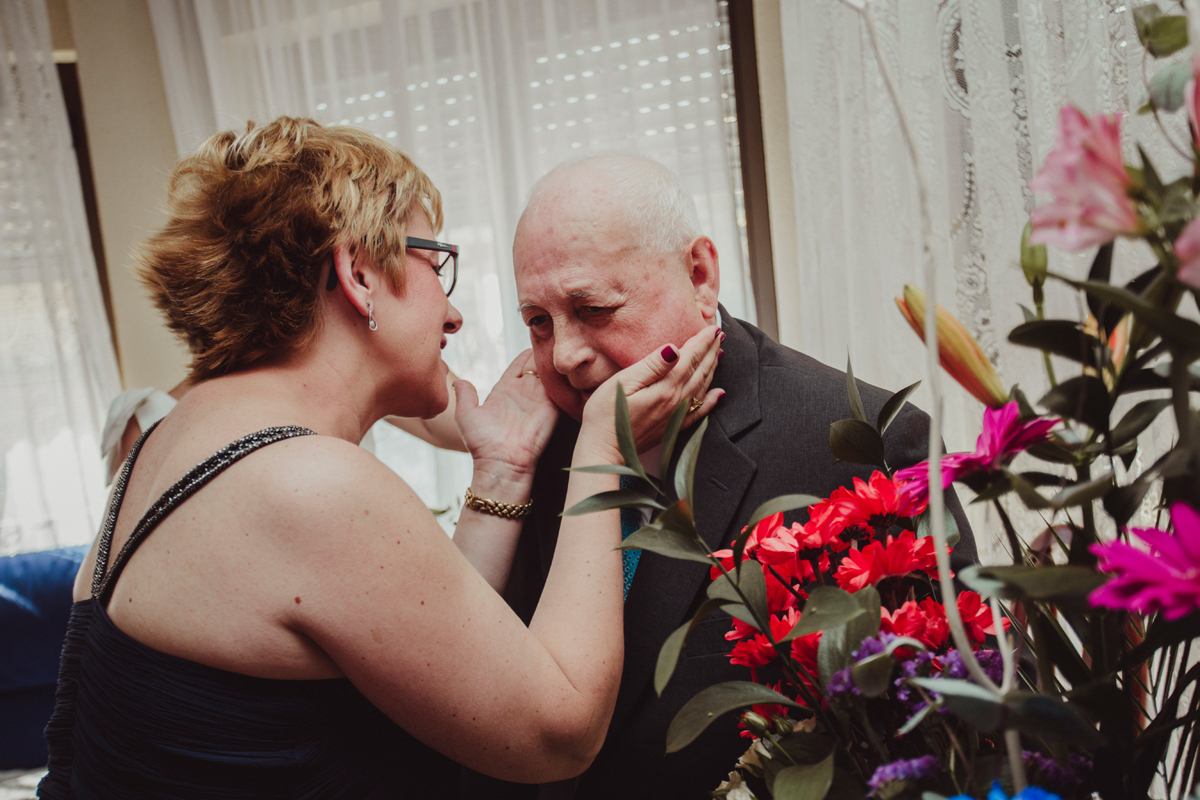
[284,328,722,782]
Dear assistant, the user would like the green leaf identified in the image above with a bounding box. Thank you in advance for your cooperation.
[1132,3,1163,47]
[674,417,709,509]
[846,356,868,424]
[851,653,894,698]
[1145,14,1189,58]
[829,419,888,471]
[1004,691,1104,746]
[898,700,940,736]
[781,585,865,642]
[1063,278,1200,354]
[1020,222,1047,287]
[970,475,1014,505]
[958,565,1008,599]
[562,489,665,516]
[746,494,822,530]
[614,383,647,481]
[772,752,835,800]
[567,464,651,478]
[1039,375,1110,431]
[655,597,730,696]
[1140,145,1166,200]
[908,677,1003,731]
[1109,399,1173,450]
[964,564,1109,609]
[877,380,922,436]
[1103,477,1154,528]
[617,525,712,564]
[816,587,881,687]
[665,681,803,753]
[1007,471,1053,510]
[1050,471,1113,510]
[736,557,769,630]
[1008,320,1101,368]
[659,397,690,480]
[707,564,769,631]
[884,636,927,656]
[914,505,961,548]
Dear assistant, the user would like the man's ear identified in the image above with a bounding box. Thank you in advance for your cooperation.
[686,235,720,321]
[331,242,376,318]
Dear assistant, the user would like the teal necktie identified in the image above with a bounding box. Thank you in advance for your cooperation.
[619,475,643,600]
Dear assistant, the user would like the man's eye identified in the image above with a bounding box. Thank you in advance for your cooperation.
[525,314,550,328]
[580,306,612,316]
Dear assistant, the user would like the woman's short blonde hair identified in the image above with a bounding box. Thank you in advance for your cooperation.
[138,117,442,380]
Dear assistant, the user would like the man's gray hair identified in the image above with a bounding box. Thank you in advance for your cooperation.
[527,154,702,254]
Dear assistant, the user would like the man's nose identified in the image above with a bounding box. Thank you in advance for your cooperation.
[552,324,593,376]
[444,300,463,334]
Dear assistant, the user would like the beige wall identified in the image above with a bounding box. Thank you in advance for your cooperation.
[66,0,188,391]
[751,0,800,351]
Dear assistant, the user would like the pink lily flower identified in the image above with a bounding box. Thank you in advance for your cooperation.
[894,402,1059,505]
[1029,105,1140,252]
[1173,217,1200,289]
[1090,503,1200,621]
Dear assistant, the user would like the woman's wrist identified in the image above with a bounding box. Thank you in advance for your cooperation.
[572,425,623,468]
[468,461,534,506]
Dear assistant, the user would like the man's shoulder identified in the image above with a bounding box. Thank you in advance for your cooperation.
[728,316,900,411]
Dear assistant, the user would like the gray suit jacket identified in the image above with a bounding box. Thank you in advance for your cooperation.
[467,310,976,799]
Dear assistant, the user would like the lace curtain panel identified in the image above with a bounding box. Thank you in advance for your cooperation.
[148,0,753,521]
[779,0,1194,562]
[0,1,121,555]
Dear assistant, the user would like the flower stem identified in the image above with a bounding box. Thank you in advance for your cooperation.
[857,0,1030,790]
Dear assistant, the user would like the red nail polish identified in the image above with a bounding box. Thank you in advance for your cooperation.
[720,331,727,342]
[661,345,678,362]
[718,349,724,359]
[714,328,722,339]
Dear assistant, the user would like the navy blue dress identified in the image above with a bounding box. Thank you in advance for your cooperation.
[39,425,458,799]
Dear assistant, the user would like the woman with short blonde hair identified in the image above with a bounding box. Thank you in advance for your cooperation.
[39,117,722,798]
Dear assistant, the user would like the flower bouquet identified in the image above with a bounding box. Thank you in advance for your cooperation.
[569,4,1200,798]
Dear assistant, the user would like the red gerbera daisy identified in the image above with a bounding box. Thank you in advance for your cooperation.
[833,530,946,593]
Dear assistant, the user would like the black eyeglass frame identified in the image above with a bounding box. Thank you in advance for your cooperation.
[325,236,459,296]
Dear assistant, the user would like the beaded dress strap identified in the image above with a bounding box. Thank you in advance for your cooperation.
[94,425,317,607]
[92,419,162,598]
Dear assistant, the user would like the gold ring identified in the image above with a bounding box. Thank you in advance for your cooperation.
[688,397,703,414]
[521,370,539,378]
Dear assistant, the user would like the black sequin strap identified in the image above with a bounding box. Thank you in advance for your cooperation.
[94,425,317,607]
[92,419,162,598]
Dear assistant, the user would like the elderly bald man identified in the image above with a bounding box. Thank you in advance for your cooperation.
[469,155,977,800]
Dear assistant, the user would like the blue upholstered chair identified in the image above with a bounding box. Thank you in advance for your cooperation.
[0,546,88,769]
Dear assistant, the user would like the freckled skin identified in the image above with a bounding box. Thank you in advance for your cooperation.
[513,162,720,422]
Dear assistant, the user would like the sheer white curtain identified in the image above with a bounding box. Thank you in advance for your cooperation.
[779,0,1189,561]
[0,1,122,555]
[147,0,752,521]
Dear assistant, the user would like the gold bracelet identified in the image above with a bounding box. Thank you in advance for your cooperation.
[463,487,533,519]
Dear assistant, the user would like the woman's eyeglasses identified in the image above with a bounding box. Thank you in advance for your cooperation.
[325,237,459,297]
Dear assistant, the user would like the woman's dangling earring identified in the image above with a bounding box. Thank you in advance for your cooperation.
[367,301,378,331]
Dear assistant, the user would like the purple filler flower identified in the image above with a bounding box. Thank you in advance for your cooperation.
[896,402,1058,505]
[868,755,939,795]
[1090,502,1200,620]
[1023,751,1092,795]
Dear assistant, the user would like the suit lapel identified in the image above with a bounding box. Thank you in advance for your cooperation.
[610,310,762,731]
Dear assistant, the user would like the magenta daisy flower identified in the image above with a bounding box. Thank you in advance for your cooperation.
[1090,503,1200,620]
[894,402,1059,505]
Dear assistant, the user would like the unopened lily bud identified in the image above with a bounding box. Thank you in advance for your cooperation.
[740,711,769,737]
[896,285,1008,409]
[1020,222,1048,287]
[771,715,793,736]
